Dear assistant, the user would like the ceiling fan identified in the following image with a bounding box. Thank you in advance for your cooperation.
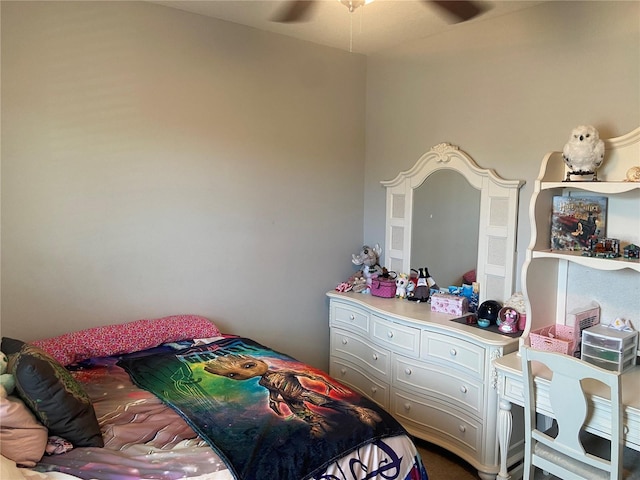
[273,0,487,24]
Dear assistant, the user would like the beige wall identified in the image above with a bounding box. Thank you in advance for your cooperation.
[2,1,639,370]
[365,0,640,291]
[1,1,366,369]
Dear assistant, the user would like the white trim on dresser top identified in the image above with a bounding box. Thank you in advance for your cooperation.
[327,291,523,480]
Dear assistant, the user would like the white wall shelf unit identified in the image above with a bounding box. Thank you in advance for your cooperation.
[521,126,640,345]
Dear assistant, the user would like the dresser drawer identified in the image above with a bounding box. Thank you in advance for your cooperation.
[329,357,389,409]
[393,355,484,416]
[331,328,390,380]
[391,389,482,460]
[372,316,420,357]
[421,331,485,379]
[331,302,369,335]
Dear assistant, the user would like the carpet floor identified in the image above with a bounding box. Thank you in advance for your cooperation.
[415,439,478,479]
[415,439,563,480]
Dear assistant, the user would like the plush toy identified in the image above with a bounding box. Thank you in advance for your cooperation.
[408,268,430,302]
[0,351,16,397]
[406,280,415,297]
[336,270,366,293]
[562,125,605,181]
[407,267,438,303]
[395,274,409,299]
[351,273,369,294]
[352,244,384,287]
[335,282,353,293]
[407,269,419,293]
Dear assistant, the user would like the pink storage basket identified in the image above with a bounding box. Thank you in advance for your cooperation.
[529,324,575,355]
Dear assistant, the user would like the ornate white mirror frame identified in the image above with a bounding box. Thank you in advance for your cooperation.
[381,143,525,304]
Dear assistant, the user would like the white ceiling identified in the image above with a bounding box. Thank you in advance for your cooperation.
[150,0,545,55]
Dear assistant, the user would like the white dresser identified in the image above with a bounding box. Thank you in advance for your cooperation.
[328,291,521,480]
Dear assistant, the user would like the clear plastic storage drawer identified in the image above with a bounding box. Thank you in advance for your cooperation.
[581,325,638,373]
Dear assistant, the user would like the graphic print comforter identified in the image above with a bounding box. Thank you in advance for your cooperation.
[116,336,408,480]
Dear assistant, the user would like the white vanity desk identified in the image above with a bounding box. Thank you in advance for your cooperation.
[327,291,522,480]
[494,353,640,480]
[332,142,525,478]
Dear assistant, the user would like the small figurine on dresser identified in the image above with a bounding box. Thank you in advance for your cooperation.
[562,125,605,181]
[503,292,527,331]
[497,307,519,334]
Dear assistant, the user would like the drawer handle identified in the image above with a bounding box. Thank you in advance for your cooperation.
[458,425,466,433]
[387,331,394,339]
[404,403,411,411]
[349,314,355,321]
[371,386,378,394]
[460,385,467,394]
[342,338,348,345]
[340,368,347,375]
[450,348,458,357]
[404,368,412,376]
[624,425,629,435]
[372,353,378,361]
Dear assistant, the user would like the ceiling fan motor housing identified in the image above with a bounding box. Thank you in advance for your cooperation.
[340,0,367,13]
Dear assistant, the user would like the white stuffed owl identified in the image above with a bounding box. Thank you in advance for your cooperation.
[562,125,605,180]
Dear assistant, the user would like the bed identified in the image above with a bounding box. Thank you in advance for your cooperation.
[1,315,429,480]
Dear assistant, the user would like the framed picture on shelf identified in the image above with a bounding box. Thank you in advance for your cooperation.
[550,195,607,251]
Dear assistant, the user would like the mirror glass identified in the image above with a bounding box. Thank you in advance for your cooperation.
[383,143,524,304]
[411,170,480,287]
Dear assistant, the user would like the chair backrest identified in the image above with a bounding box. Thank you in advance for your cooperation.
[521,345,623,480]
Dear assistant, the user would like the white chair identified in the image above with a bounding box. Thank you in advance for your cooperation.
[520,345,640,480]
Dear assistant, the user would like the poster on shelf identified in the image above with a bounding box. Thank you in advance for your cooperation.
[550,195,608,251]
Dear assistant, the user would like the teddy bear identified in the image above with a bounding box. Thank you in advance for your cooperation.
[0,351,16,397]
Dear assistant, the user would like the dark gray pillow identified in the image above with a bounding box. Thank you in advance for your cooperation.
[6,340,103,448]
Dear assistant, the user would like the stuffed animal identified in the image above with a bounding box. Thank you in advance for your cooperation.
[408,268,430,302]
[352,244,384,287]
[407,267,438,303]
[395,274,409,299]
[562,125,605,181]
[335,282,353,293]
[0,351,16,397]
[406,269,419,299]
[336,270,366,293]
[406,280,415,297]
[351,273,369,294]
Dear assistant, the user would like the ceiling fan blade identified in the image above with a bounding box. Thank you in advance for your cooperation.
[272,1,316,23]
[428,1,486,23]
